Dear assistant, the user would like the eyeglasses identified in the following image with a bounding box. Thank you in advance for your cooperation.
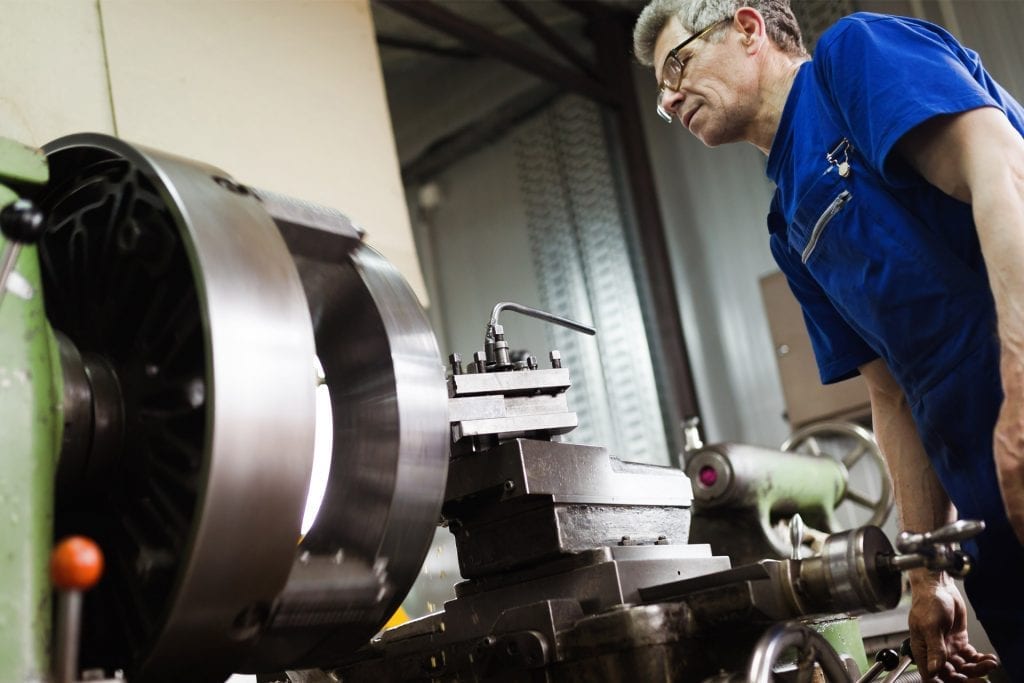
[656,18,730,122]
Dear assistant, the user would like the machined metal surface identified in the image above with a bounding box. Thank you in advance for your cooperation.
[39,134,319,681]
[32,133,451,679]
[445,438,696,577]
[339,546,729,682]
[447,438,694,506]
[801,526,900,614]
[246,238,450,670]
[640,525,902,626]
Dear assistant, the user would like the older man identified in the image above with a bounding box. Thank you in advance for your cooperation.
[633,1,1024,680]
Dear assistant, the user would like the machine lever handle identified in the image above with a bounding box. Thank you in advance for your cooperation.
[855,647,899,683]
[51,536,105,683]
[896,519,984,554]
[487,302,596,340]
[0,198,45,308]
[879,640,914,683]
[789,513,804,560]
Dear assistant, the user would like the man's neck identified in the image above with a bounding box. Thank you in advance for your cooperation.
[749,55,809,155]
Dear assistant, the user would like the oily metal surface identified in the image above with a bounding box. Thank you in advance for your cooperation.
[40,134,317,681]
[245,240,450,669]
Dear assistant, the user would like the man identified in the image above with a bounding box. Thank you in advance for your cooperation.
[633,1,1024,680]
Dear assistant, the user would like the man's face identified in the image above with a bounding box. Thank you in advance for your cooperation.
[653,16,757,147]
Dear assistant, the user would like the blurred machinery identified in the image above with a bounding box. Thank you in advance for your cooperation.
[1,135,981,682]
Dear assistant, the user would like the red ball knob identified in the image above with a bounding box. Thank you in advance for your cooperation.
[51,536,104,591]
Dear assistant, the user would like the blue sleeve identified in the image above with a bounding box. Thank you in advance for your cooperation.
[769,233,878,384]
[813,14,1000,186]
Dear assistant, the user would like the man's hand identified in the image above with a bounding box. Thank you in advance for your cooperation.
[995,360,1024,544]
[908,571,1001,681]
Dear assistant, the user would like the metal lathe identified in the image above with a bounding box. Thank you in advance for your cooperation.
[1,135,981,683]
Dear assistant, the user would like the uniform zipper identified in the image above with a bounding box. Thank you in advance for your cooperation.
[801,190,851,263]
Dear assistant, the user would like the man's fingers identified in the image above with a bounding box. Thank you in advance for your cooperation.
[928,636,950,677]
[955,658,1001,676]
[911,635,934,677]
[950,645,1001,678]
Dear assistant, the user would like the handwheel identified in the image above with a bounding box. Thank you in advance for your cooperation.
[781,420,893,528]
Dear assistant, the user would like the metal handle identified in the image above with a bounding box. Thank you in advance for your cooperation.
[789,513,805,560]
[482,302,597,369]
[0,198,45,307]
[896,519,984,553]
[487,302,596,341]
[855,647,900,683]
[883,520,984,578]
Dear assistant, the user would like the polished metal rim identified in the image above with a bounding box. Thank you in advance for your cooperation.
[42,133,318,680]
[243,237,450,670]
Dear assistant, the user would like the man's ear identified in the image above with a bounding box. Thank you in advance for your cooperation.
[734,7,767,52]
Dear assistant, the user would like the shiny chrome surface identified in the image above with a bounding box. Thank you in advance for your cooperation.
[42,133,318,680]
[245,240,449,669]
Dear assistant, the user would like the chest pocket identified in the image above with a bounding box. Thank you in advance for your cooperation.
[785,148,993,397]
[786,166,848,263]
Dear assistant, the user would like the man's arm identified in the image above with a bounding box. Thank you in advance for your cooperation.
[897,106,1024,544]
[859,359,998,678]
[859,359,953,535]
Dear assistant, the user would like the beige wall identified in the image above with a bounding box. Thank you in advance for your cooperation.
[0,0,425,301]
[0,1,114,142]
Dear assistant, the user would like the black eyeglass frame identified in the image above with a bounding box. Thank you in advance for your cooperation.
[656,17,731,122]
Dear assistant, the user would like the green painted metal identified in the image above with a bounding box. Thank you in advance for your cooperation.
[0,243,62,677]
[0,138,49,188]
[811,615,870,676]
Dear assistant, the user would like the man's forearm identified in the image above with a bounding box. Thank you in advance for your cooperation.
[860,360,954,534]
[861,359,955,591]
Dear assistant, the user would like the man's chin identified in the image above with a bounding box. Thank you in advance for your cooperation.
[693,128,723,148]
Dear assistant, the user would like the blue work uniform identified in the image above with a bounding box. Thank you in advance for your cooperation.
[766,12,1024,675]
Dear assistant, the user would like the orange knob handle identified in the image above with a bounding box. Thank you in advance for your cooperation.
[51,536,104,591]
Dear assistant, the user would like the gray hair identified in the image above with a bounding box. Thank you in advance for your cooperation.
[633,0,808,65]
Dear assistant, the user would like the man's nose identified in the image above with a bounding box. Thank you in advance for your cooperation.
[660,88,684,118]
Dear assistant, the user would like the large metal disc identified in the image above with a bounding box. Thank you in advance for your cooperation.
[240,205,451,669]
[40,134,318,681]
